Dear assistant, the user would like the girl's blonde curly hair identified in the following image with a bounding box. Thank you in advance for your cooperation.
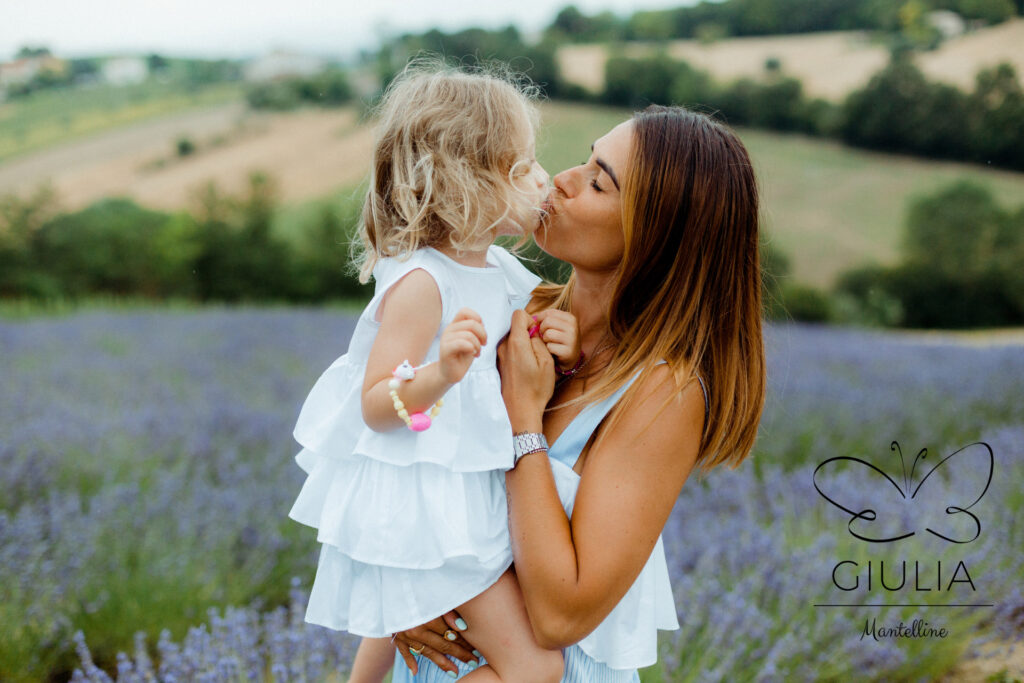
[354,59,542,283]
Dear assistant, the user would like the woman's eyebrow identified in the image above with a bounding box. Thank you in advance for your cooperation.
[590,142,620,190]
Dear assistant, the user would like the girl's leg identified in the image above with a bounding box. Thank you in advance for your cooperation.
[455,570,563,682]
[349,636,397,683]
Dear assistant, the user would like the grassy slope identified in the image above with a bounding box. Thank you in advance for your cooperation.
[0,81,245,163]
[276,101,1024,288]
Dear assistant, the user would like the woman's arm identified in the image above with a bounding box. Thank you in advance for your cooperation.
[499,309,705,649]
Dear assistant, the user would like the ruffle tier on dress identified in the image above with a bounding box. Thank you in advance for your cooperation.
[288,246,541,637]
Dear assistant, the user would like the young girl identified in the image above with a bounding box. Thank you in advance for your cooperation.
[288,63,578,682]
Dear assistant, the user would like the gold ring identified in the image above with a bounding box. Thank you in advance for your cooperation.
[444,629,458,641]
[410,643,425,655]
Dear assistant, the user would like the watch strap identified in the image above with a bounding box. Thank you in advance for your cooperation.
[512,432,549,465]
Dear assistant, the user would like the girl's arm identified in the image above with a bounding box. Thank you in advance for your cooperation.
[498,309,705,649]
[362,269,486,432]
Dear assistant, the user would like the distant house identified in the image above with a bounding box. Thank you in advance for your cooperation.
[244,51,327,82]
[0,55,68,100]
[0,55,67,87]
[101,57,149,85]
[927,10,966,40]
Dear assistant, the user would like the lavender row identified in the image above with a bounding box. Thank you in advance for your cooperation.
[1,309,1020,681]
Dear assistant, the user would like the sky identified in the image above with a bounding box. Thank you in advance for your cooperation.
[3,0,699,62]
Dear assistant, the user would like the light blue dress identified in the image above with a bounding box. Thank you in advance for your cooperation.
[391,371,709,682]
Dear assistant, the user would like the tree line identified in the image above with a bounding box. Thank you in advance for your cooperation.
[0,176,367,304]
[546,0,1020,44]
[597,53,1024,171]
[5,174,1020,327]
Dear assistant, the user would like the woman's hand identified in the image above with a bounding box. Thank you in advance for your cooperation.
[533,309,581,372]
[498,309,556,433]
[392,611,479,675]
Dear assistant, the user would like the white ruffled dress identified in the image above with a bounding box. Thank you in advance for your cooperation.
[288,245,541,637]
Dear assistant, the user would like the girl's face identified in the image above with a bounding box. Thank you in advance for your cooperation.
[497,136,550,238]
[534,120,632,272]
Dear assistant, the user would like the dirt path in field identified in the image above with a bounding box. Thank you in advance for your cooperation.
[0,103,373,211]
[557,19,1024,101]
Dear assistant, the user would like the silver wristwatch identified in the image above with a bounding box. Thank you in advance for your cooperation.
[512,432,549,466]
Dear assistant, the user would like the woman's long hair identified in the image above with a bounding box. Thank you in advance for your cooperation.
[532,105,765,475]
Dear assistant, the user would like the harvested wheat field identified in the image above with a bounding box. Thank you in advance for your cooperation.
[0,103,372,212]
[558,18,1024,101]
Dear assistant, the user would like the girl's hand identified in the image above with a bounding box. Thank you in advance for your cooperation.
[393,612,478,675]
[498,309,555,433]
[533,309,582,372]
[439,308,487,384]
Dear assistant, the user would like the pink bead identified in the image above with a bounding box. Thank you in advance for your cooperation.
[408,413,432,431]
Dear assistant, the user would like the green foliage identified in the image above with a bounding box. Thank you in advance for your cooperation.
[16,46,51,58]
[760,241,835,322]
[146,53,170,72]
[903,180,1013,275]
[603,53,682,108]
[544,0,996,43]
[836,181,1024,328]
[0,184,62,298]
[760,239,791,320]
[970,63,1024,168]
[841,58,1024,170]
[378,26,565,97]
[246,68,353,110]
[30,199,185,298]
[548,6,621,42]
[602,54,831,135]
[289,198,368,301]
[933,0,1017,21]
[779,283,833,322]
[834,265,904,327]
[0,173,372,304]
[181,58,242,86]
[176,136,195,156]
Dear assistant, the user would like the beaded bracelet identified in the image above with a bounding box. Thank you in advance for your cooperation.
[388,360,443,432]
[555,351,586,378]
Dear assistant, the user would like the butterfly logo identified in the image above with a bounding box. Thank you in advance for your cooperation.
[813,441,993,544]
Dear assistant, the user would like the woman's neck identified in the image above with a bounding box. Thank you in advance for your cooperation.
[570,268,616,349]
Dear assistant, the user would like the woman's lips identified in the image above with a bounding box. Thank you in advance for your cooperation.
[539,193,556,215]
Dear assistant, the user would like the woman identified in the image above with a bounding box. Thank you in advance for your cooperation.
[390,105,766,680]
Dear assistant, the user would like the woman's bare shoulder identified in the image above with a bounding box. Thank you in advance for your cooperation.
[600,363,704,467]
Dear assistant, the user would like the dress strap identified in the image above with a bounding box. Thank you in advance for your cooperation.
[546,373,642,470]
[547,365,710,471]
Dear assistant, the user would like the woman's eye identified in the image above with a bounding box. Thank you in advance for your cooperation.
[590,179,603,193]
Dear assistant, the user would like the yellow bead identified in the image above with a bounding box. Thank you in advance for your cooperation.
[398,409,409,419]
[393,399,405,410]
[436,398,444,407]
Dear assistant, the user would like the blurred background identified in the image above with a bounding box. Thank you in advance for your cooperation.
[1,1,1023,681]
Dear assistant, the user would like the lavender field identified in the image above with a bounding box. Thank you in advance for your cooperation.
[1,309,1022,682]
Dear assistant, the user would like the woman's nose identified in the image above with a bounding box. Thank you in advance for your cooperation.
[553,169,573,197]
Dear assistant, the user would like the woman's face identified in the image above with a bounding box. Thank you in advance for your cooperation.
[535,119,633,272]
